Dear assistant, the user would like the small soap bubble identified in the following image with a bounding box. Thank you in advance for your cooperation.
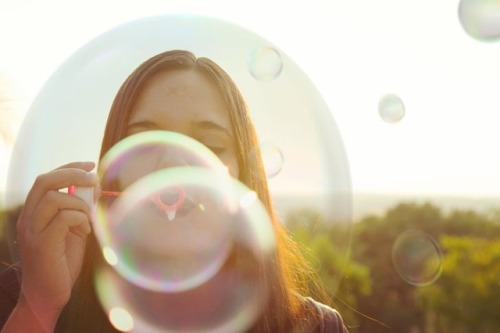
[392,230,443,286]
[260,141,284,178]
[459,0,500,41]
[378,94,405,123]
[248,47,283,81]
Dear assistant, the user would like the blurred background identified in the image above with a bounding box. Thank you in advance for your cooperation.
[1,0,500,332]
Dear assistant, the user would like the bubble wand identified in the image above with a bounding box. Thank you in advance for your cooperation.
[69,185,185,221]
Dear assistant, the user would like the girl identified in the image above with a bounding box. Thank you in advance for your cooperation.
[0,50,348,333]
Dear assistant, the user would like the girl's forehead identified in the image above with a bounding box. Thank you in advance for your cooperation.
[137,70,223,107]
[128,70,233,134]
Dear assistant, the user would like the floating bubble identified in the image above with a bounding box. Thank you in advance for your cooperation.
[7,14,352,315]
[458,0,500,41]
[95,167,275,332]
[259,141,284,178]
[392,230,443,286]
[247,46,283,81]
[95,131,245,293]
[98,168,234,293]
[378,93,405,123]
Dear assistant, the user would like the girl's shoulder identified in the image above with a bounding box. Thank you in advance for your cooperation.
[298,297,349,333]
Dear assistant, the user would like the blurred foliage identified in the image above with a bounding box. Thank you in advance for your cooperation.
[287,202,500,333]
[416,236,500,333]
[0,205,21,269]
[288,211,371,327]
[1,202,500,332]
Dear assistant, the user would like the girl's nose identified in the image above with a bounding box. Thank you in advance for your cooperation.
[154,147,191,170]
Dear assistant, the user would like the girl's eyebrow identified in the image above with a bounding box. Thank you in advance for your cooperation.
[126,120,159,131]
[126,119,233,137]
[195,120,232,137]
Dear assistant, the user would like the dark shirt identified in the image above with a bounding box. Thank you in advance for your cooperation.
[302,297,350,333]
[0,265,349,332]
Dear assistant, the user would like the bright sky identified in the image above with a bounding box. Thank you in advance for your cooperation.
[1,0,500,208]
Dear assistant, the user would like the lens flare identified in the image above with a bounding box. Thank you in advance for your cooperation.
[109,307,135,332]
[103,246,119,266]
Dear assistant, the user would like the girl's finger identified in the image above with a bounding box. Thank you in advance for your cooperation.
[42,209,91,244]
[24,163,97,213]
[24,191,91,234]
[55,161,96,172]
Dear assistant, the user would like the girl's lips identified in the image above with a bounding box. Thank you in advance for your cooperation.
[149,192,198,221]
[153,186,185,211]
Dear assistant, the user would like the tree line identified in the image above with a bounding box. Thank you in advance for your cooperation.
[287,202,500,333]
[1,202,499,332]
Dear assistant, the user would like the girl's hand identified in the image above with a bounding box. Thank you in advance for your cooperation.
[15,161,97,327]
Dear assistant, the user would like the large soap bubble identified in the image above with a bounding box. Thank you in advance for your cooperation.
[94,159,275,331]
[94,131,275,294]
[6,13,352,327]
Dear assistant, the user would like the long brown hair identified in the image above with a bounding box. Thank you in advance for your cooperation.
[58,50,315,332]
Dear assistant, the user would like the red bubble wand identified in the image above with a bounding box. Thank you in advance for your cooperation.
[69,185,185,221]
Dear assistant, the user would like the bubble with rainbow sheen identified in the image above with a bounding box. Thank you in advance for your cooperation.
[94,173,275,332]
[392,230,443,286]
[95,131,256,292]
[7,13,352,296]
[459,0,500,41]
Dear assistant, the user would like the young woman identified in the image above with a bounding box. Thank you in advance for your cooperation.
[0,50,349,332]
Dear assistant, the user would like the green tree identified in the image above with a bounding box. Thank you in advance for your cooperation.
[350,202,500,333]
[416,236,500,333]
[351,203,444,332]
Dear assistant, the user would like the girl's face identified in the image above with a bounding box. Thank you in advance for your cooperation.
[106,69,240,281]
[125,68,239,181]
